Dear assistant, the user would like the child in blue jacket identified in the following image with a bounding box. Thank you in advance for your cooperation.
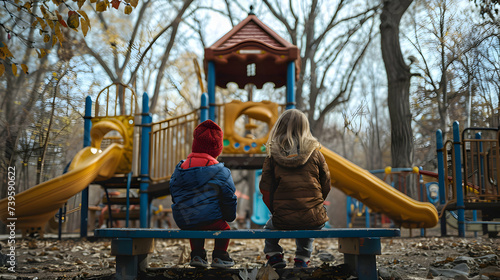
[169,120,237,268]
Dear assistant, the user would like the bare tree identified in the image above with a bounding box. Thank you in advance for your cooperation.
[407,0,497,139]
[79,0,194,113]
[380,0,414,169]
[261,0,380,138]
[0,4,51,200]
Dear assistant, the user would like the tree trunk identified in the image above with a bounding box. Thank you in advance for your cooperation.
[380,0,414,169]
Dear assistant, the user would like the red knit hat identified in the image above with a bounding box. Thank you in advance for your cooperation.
[192,120,223,158]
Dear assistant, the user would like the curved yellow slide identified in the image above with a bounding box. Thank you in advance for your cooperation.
[321,147,439,228]
[0,120,125,232]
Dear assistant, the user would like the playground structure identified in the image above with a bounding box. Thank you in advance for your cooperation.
[344,122,500,238]
[0,84,143,235]
[432,123,500,237]
[0,12,442,237]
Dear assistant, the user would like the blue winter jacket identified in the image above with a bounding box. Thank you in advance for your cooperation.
[169,161,237,229]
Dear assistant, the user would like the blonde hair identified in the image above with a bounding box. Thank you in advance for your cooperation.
[265,109,320,156]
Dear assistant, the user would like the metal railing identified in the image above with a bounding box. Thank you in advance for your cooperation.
[438,128,500,204]
[461,128,500,202]
[94,83,139,118]
[92,83,140,175]
[149,111,199,182]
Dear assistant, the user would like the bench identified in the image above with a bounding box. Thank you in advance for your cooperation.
[94,228,400,280]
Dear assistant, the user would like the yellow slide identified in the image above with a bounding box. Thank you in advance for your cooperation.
[321,147,439,228]
[0,120,126,233]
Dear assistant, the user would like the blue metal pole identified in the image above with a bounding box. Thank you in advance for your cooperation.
[80,96,92,238]
[346,196,352,227]
[365,207,370,228]
[200,92,209,122]
[474,132,484,238]
[286,61,296,109]
[140,93,152,228]
[436,130,447,236]
[476,132,486,194]
[125,172,132,228]
[419,166,425,237]
[453,122,465,237]
[207,61,216,121]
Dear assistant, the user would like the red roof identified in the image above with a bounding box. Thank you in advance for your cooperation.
[204,14,300,89]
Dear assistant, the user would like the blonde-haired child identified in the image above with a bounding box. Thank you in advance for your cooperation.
[259,109,331,268]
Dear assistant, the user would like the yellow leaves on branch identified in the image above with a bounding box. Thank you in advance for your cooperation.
[124,5,132,14]
[1,0,138,77]
[0,62,27,77]
[21,64,29,74]
[0,43,28,76]
[55,11,68,28]
[96,0,108,12]
[54,22,63,47]
[23,2,32,12]
[111,0,121,9]
[124,0,137,14]
[11,64,17,76]
[2,61,29,77]
[81,18,89,37]
[37,49,49,59]
[126,0,138,8]
[77,0,86,9]
[78,10,91,37]
[37,0,134,40]
[0,43,14,60]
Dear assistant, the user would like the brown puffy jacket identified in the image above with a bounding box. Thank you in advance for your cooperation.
[259,140,331,229]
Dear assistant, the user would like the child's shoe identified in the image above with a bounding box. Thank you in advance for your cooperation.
[266,253,286,268]
[211,250,235,268]
[190,249,208,268]
[294,256,310,268]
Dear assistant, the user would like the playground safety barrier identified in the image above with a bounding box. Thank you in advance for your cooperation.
[436,122,500,237]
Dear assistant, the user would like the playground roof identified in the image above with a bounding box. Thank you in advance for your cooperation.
[204,14,300,89]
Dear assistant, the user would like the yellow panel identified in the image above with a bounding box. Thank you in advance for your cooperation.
[223,100,279,154]
[91,116,134,174]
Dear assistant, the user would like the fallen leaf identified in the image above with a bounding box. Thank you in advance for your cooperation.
[256,265,279,280]
[177,245,189,265]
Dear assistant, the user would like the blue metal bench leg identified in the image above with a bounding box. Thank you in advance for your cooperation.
[115,254,148,280]
[344,253,378,279]
[339,237,381,280]
[111,238,154,280]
